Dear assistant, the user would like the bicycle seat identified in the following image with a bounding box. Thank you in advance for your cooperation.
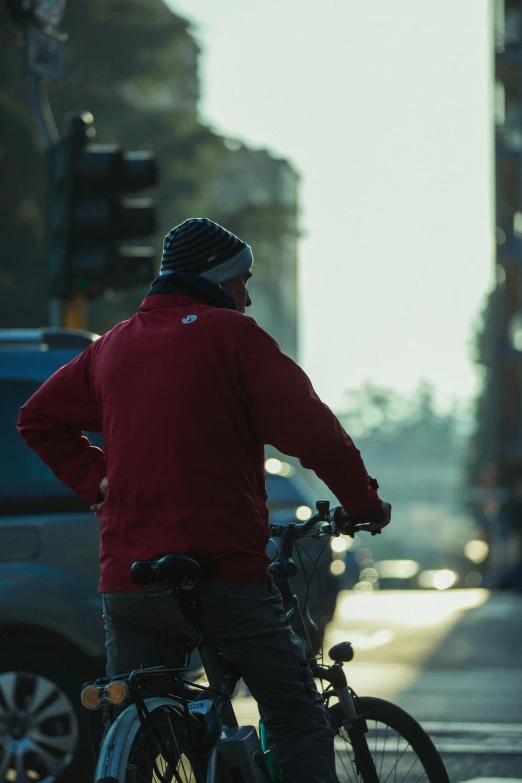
[130,554,201,587]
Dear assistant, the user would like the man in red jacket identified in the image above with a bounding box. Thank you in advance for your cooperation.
[18,217,391,782]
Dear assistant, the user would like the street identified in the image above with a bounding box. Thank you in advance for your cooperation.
[233,587,522,782]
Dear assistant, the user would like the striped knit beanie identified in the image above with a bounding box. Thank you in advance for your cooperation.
[160,218,254,284]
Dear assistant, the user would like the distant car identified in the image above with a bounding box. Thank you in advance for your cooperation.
[0,327,339,783]
[264,471,339,637]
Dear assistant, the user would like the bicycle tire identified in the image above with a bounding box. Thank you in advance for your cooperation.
[328,696,450,783]
[94,696,230,783]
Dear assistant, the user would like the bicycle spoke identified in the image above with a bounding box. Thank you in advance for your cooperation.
[335,743,358,782]
[379,723,389,779]
[335,719,430,783]
[381,738,421,783]
[401,753,426,782]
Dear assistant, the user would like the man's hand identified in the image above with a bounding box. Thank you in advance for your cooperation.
[90,477,108,518]
[368,500,392,535]
[353,500,392,535]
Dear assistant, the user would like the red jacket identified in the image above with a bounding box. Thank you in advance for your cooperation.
[18,292,381,592]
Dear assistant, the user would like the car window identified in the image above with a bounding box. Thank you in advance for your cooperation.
[265,473,309,507]
[0,379,103,511]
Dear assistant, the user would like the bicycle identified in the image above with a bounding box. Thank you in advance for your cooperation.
[83,499,450,782]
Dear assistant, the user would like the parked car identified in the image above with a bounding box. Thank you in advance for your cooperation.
[0,327,339,783]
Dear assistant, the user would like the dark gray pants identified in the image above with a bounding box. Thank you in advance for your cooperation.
[102,579,336,782]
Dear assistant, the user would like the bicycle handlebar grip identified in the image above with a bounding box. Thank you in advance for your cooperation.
[331,505,386,528]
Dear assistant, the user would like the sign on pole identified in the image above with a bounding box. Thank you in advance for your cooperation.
[27,25,66,81]
[5,0,67,28]
[32,0,67,29]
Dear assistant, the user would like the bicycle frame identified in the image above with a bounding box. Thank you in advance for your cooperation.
[90,504,370,783]
[269,521,363,726]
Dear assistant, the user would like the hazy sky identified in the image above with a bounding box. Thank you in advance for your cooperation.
[167,0,493,413]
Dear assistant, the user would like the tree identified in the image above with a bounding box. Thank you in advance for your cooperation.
[0,0,227,330]
[337,381,465,503]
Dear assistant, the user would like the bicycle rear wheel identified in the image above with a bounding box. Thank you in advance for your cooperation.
[95,696,227,783]
[328,697,449,783]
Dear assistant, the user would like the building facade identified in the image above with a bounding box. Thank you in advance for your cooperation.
[211,142,301,361]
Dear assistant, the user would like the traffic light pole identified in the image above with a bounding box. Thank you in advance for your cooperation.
[28,72,59,148]
[9,5,157,333]
[27,71,70,328]
[6,5,84,330]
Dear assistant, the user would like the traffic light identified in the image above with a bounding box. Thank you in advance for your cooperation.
[46,112,158,299]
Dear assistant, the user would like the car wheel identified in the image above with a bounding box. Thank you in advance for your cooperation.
[0,644,101,783]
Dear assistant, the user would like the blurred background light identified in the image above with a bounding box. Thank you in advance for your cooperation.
[376,560,420,580]
[354,580,375,593]
[330,559,346,576]
[295,505,312,521]
[265,458,294,477]
[359,567,379,585]
[418,569,458,591]
[330,537,348,553]
[464,540,489,564]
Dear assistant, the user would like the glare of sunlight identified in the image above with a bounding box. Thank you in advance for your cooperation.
[342,629,394,651]
[418,569,458,590]
[339,589,489,625]
[464,539,489,564]
[433,569,458,590]
[375,560,420,579]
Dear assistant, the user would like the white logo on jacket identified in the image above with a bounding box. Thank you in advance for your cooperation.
[182,315,198,324]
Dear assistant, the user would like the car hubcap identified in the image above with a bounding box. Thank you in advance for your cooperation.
[0,670,78,783]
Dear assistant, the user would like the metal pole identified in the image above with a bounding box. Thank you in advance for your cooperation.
[29,75,63,326]
[23,24,62,325]
[27,72,59,147]
[48,297,62,328]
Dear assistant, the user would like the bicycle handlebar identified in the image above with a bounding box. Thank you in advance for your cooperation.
[269,501,388,540]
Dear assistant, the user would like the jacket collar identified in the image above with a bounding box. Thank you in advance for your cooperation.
[140,271,236,312]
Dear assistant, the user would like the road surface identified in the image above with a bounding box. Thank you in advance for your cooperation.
[233,587,522,781]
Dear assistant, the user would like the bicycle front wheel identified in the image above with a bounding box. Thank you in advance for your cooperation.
[328,697,449,783]
[95,696,228,783]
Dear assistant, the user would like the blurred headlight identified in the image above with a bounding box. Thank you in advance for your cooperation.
[330,559,346,576]
[265,458,282,474]
[265,458,294,477]
[331,537,347,553]
[375,559,419,579]
[464,540,489,564]
[418,569,457,590]
[296,505,312,521]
